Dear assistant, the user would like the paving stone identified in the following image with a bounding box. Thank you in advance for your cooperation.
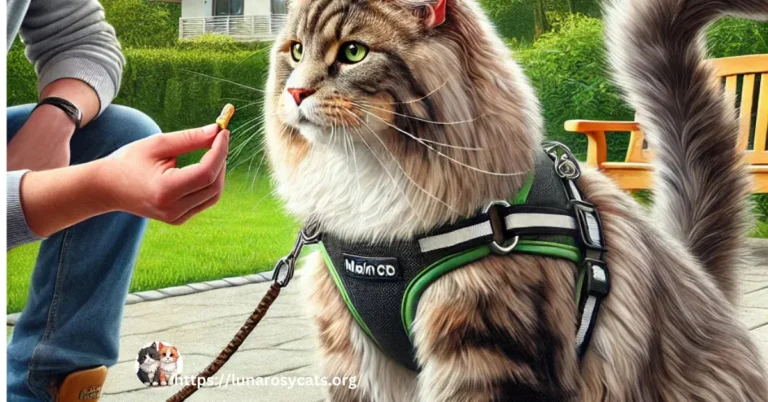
[222,276,251,286]
[186,282,214,292]
[131,290,167,302]
[242,274,267,283]
[202,279,232,289]
[157,285,197,297]
[124,294,144,305]
[101,258,768,401]
[6,313,21,326]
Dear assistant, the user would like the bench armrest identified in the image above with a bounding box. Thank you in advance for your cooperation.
[563,120,642,168]
[564,120,641,132]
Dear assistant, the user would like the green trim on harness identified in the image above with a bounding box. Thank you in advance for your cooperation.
[400,239,583,336]
[511,173,535,205]
[401,245,492,334]
[515,240,582,263]
[319,242,382,348]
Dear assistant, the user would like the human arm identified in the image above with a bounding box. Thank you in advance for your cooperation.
[8,0,124,171]
[7,125,229,248]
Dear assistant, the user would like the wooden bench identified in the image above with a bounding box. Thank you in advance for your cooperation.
[565,54,768,193]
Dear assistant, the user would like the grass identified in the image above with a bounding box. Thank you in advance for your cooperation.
[6,169,299,314]
[7,167,768,314]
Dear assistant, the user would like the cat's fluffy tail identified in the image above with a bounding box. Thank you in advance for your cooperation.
[604,0,768,302]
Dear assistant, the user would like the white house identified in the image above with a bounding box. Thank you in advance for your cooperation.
[172,0,288,41]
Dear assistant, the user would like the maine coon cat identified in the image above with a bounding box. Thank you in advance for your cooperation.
[264,0,768,400]
[158,342,181,386]
[136,343,160,386]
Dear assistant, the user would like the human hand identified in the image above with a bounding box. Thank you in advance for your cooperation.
[7,105,76,171]
[97,124,230,225]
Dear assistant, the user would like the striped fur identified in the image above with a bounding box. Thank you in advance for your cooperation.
[605,0,768,303]
[265,0,768,400]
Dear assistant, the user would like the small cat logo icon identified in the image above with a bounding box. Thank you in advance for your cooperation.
[135,341,184,387]
[78,385,102,400]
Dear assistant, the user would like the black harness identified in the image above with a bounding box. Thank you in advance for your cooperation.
[316,143,609,371]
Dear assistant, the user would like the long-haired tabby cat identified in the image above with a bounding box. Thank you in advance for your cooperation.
[264,0,768,399]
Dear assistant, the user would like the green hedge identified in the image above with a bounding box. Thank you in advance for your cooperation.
[100,0,181,48]
[7,43,270,166]
[8,46,269,129]
[515,15,768,160]
[7,15,767,164]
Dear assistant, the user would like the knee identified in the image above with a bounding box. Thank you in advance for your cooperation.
[94,105,161,150]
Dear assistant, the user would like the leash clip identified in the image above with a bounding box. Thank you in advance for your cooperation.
[272,221,321,287]
[545,141,581,180]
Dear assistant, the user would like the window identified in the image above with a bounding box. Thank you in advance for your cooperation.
[271,0,287,15]
[214,0,243,16]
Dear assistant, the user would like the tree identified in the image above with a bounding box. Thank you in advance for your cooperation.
[533,0,551,35]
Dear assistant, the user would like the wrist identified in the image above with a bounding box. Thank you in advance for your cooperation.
[86,159,121,213]
[30,104,77,137]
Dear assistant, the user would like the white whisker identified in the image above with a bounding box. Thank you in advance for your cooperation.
[352,101,485,127]
[361,110,526,177]
[354,108,484,151]
[345,110,460,214]
[181,70,266,94]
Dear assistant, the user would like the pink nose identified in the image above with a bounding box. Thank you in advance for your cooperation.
[287,88,316,106]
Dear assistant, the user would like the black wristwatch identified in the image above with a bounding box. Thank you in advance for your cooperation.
[33,97,83,131]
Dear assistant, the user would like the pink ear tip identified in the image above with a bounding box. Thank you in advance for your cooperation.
[430,0,447,28]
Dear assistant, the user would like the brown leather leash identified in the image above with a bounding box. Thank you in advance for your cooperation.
[167,224,320,402]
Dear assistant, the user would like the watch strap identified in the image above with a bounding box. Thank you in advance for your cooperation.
[34,97,83,131]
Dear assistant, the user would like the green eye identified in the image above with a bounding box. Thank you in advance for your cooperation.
[339,42,368,64]
[290,42,303,62]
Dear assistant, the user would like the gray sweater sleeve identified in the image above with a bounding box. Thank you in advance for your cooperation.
[7,171,44,250]
[20,0,126,114]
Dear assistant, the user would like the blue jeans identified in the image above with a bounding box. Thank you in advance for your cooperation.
[6,104,160,401]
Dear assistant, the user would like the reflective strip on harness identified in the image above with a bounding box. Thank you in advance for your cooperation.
[418,220,493,253]
[505,213,576,231]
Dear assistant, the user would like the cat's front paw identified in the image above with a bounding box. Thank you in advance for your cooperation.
[152,381,159,386]
[161,381,167,386]
[143,382,150,386]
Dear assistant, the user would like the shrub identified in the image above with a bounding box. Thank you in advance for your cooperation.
[176,34,271,53]
[100,0,181,48]
[515,14,634,160]
[7,44,271,166]
[7,40,38,106]
[118,47,271,165]
[479,0,537,44]
[515,14,768,160]
[707,18,768,57]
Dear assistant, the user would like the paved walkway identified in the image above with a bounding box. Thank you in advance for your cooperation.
[9,241,768,401]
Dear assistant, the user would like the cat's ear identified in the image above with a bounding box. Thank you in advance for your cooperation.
[157,342,165,350]
[407,0,447,29]
[427,0,447,28]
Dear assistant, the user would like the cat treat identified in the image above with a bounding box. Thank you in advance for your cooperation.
[216,103,235,130]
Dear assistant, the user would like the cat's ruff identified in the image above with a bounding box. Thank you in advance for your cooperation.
[319,142,609,371]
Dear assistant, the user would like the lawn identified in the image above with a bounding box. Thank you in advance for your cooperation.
[7,168,768,314]
[6,169,300,314]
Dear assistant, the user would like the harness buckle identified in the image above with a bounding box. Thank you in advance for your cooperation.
[584,258,610,297]
[571,200,605,254]
[483,200,520,255]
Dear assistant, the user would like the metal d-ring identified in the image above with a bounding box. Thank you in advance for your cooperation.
[483,200,511,214]
[482,200,519,255]
[490,235,520,255]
